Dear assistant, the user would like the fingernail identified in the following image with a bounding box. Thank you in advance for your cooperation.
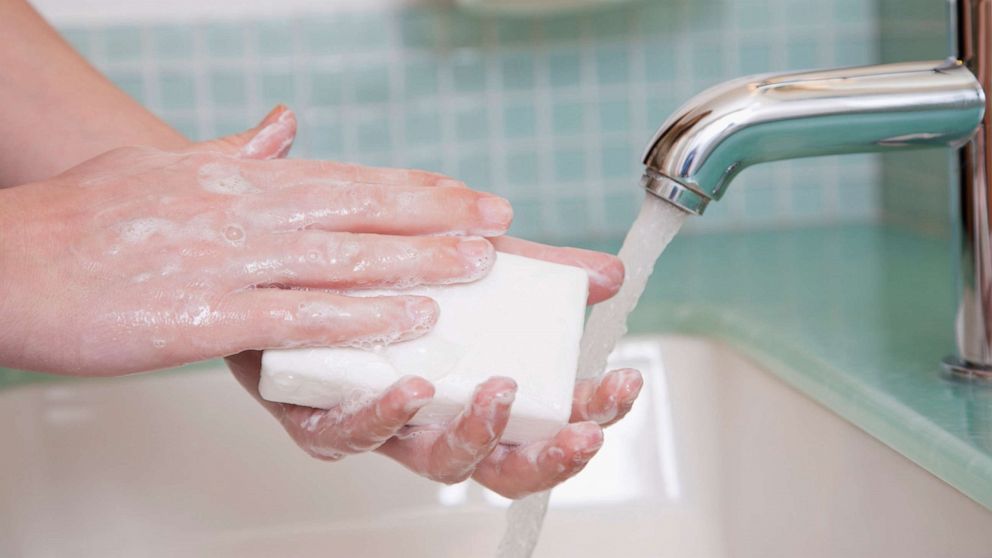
[488,376,518,405]
[477,196,513,229]
[493,388,516,405]
[405,297,439,329]
[619,369,643,395]
[264,104,287,122]
[572,421,604,449]
[395,375,435,412]
[457,237,495,265]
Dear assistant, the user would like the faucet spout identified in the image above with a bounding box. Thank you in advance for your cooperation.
[641,60,985,215]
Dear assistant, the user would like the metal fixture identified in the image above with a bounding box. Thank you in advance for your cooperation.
[640,0,992,379]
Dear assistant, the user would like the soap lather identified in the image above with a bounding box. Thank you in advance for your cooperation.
[259,253,589,445]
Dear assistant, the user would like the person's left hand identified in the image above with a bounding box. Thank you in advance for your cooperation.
[229,352,642,499]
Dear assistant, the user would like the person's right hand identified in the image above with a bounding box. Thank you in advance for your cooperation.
[0,108,513,376]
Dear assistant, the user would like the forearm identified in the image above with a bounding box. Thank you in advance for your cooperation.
[0,0,187,186]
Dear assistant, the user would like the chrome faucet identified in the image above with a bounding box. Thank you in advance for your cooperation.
[640,0,992,380]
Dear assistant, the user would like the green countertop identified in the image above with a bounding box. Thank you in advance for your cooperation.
[3,223,991,510]
[628,223,992,511]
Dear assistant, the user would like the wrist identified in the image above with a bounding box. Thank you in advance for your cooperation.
[0,186,25,364]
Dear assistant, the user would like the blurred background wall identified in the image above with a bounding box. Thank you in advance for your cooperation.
[36,0,888,243]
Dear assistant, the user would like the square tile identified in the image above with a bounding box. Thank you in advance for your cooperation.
[399,7,442,49]
[260,71,295,107]
[152,25,194,59]
[786,38,820,70]
[506,149,540,189]
[602,191,639,229]
[508,197,546,239]
[255,21,294,58]
[309,122,345,158]
[205,23,245,58]
[355,114,392,153]
[595,44,629,84]
[591,8,632,39]
[503,102,537,139]
[552,102,585,136]
[496,19,535,45]
[404,108,442,145]
[501,52,536,90]
[451,52,487,93]
[645,94,679,129]
[601,143,635,179]
[159,71,197,110]
[598,99,630,134]
[456,152,493,190]
[310,68,345,106]
[835,37,873,67]
[642,38,677,83]
[548,50,582,88]
[456,106,489,142]
[555,197,592,238]
[554,148,586,183]
[102,26,143,61]
[404,59,440,99]
[302,16,345,55]
[210,70,247,106]
[445,11,486,49]
[541,13,583,42]
[738,40,772,74]
[338,12,391,53]
[352,66,391,104]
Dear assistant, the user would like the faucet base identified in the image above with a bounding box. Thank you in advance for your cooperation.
[941,356,992,383]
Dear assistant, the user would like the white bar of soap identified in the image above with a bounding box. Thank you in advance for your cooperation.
[259,253,588,445]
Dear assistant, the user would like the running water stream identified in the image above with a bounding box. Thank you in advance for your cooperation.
[496,194,689,557]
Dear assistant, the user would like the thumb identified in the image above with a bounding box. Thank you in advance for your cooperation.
[193,105,297,160]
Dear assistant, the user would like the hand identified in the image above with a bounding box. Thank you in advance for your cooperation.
[228,351,643,499]
[0,107,514,375]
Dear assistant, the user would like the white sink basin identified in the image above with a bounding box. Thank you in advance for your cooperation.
[2,336,990,557]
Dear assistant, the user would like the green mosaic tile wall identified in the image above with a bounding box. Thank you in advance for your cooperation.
[58,0,881,242]
[878,0,952,234]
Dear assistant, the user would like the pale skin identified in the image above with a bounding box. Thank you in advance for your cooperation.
[0,0,643,498]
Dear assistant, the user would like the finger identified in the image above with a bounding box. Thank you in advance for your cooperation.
[239,107,297,160]
[570,368,643,427]
[472,421,604,499]
[290,375,436,459]
[234,233,495,289]
[490,237,624,305]
[226,352,436,460]
[190,105,297,159]
[228,180,513,236]
[425,377,517,483]
[253,158,458,188]
[196,291,439,358]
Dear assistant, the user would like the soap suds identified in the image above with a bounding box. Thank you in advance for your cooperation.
[117,218,177,244]
[198,162,259,195]
[223,224,246,246]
